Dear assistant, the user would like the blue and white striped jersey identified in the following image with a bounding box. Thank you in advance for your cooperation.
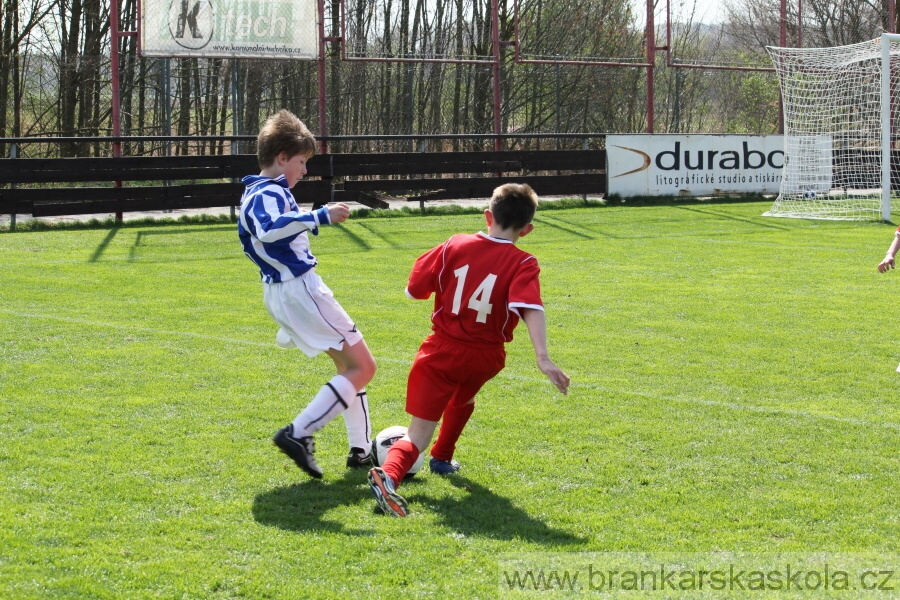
[238,174,332,283]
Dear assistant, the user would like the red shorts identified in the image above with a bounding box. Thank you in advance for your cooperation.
[405,334,506,422]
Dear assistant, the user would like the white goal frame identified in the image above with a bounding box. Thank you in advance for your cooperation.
[765,34,900,221]
[881,34,900,222]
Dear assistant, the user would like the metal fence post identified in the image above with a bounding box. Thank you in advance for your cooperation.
[163,58,173,210]
[419,138,427,212]
[583,137,588,202]
[231,59,242,220]
[9,142,18,231]
[555,57,561,151]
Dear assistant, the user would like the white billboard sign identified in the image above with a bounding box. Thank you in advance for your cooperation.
[607,135,784,197]
[141,0,318,59]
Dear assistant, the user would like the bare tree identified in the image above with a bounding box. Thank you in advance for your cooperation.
[1,0,56,153]
[6,0,892,157]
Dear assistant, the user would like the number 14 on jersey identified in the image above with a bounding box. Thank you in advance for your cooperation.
[451,264,497,324]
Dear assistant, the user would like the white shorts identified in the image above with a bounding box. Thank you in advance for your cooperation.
[262,270,364,357]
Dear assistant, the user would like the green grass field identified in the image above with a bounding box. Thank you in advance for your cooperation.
[2,200,900,598]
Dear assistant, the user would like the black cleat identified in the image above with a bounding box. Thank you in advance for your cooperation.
[346,447,373,469]
[273,425,323,479]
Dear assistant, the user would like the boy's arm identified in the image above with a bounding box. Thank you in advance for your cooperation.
[520,307,570,395]
[252,204,331,242]
[406,242,446,299]
[878,230,900,273]
[250,192,349,243]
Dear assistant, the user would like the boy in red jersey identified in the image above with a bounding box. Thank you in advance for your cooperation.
[368,183,570,517]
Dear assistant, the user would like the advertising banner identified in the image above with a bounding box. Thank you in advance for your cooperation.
[607,135,784,197]
[141,0,318,59]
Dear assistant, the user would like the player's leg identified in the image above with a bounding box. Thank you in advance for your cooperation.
[384,336,454,483]
[343,389,373,467]
[369,336,452,516]
[267,272,374,477]
[429,396,474,474]
[273,372,356,478]
[385,417,440,482]
[292,339,375,458]
[368,417,438,518]
[429,346,506,474]
[325,337,376,395]
[325,340,376,467]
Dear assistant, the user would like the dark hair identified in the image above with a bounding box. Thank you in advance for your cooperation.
[489,183,538,230]
[256,109,317,168]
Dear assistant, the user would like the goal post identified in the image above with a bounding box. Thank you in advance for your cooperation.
[765,34,900,221]
[882,34,900,222]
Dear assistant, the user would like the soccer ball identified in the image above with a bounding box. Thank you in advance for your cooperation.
[371,425,424,475]
[802,189,817,199]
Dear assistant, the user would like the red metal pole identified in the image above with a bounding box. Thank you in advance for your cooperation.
[891,0,896,33]
[780,0,787,46]
[491,0,502,151]
[777,0,787,134]
[110,0,123,221]
[317,0,329,154]
[646,0,654,133]
[666,0,671,64]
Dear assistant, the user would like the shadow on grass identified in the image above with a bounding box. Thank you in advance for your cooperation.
[532,215,598,240]
[127,226,236,262]
[331,223,372,250]
[253,472,585,545]
[533,213,620,240]
[673,204,792,230]
[89,226,120,262]
[353,221,402,248]
[252,470,377,535]
[88,224,235,262]
[409,476,587,546]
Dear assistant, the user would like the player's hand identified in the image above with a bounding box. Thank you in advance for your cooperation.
[538,357,570,394]
[328,202,351,224]
[878,255,895,273]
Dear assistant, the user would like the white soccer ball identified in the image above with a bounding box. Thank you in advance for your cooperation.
[802,189,817,199]
[371,425,424,475]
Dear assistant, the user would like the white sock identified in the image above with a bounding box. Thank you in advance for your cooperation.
[343,389,372,452]
[291,375,356,438]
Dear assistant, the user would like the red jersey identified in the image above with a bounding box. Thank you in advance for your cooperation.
[406,232,543,346]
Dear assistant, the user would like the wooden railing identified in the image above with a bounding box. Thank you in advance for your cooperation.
[0,150,607,219]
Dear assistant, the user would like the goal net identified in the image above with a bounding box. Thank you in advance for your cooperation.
[765,35,900,221]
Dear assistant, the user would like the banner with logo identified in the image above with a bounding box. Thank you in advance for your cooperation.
[141,0,318,59]
[607,135,784,197]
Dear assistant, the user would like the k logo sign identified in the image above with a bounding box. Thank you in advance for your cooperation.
[143,0,316,58]
[168,0,214,50]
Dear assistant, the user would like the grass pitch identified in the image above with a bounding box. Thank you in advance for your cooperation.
[2,200,900,598]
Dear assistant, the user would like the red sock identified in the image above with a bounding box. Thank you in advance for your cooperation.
[430,401,475,461]
[381,440,421,488]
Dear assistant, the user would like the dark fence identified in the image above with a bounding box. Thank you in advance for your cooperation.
[0,135,608,223]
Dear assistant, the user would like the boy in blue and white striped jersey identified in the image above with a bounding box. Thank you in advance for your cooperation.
[238,109,376,478]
